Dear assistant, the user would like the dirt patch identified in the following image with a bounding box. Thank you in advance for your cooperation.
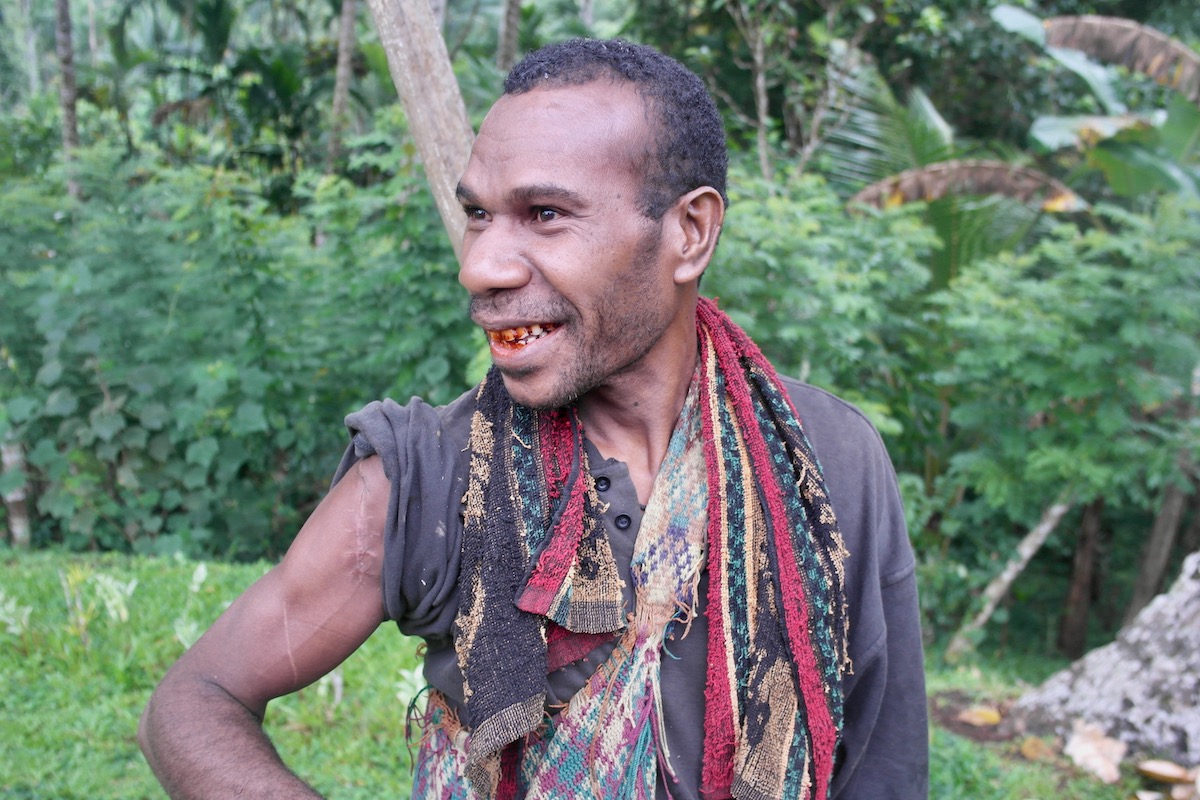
[930,690,1019,743]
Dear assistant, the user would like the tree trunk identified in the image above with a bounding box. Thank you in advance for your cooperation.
[1186,368,1200,558]
[1126,364,1200,621]
[496,0,521,73]
[87,0,99,65]
[1181,493,1200,556]
[750,22,772,184]
[1125,469,1192,624]
[328,0,359,168]
[1011,549,1200,765]
[1,438,32,549]
[22,0,40,95]
[944,489,1074,662]
[1093,514,1121,631]
[428,0,446,31]
[1058,497,1103,658]
[578,0,593,29]
[724,0,773,185]
[54,0,80,199]
[365,0,474,260]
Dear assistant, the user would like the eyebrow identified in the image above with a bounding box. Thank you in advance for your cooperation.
[455,182,587,208]
[511,184,586,207]
[455,182,480,206]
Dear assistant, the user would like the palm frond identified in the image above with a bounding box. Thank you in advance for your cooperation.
[926,195,1051,287]
[818,63,958,192]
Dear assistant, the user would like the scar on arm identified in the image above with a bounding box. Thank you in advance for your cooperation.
[349,462,380,583]
[282,600,300,685]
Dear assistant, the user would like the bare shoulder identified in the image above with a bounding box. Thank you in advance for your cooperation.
[161,456,391,713]
[277,454,391,591]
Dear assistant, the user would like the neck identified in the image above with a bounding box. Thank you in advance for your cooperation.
[577,321,698,505]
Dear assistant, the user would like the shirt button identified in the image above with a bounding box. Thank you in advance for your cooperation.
[615,514,632,530]
[594,476,611,492]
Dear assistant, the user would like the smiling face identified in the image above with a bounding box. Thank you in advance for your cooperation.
[457,82,692,410]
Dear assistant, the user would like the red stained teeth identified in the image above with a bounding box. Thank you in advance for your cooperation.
[489,324,556,347]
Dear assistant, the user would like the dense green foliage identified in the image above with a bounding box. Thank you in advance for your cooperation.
[925,200,1200,633]
[2,0,1199,662]
[628,0,1196,156]
[0,551,1145,798]
[1,115,477,560]
[2,3,1200,798]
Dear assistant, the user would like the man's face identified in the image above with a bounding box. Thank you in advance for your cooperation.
[457,82,683,410]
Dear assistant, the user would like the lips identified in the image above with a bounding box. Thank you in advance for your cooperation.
[486,323,558,349]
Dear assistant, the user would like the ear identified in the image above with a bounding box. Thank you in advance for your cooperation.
[663,187,725,285]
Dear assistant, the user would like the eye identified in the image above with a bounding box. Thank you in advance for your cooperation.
[464,206,488,222]
[534,207,560,223]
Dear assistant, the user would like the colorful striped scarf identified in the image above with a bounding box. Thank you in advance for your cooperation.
[441,297,849,799]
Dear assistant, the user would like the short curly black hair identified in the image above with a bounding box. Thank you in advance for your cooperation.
[504,38,727,220]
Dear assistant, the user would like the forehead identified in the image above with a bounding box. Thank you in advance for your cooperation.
[461,82,651,198]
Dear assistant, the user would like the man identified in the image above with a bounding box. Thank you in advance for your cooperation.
[139,38,927,799]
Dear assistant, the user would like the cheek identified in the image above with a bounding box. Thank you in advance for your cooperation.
[607,253,672,325]
[553,219,668,321]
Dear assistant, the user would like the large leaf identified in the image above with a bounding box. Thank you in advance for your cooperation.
[1045,15,1200,105]
[990,5,1045,46]
[992,8,1200,116]
[1088,139,1199,198]
[847,161,1077,288]
[849,160,1085,212]
[1044,46,1126,115]
[1029,114,1155,152]
[1161,94,1200,162]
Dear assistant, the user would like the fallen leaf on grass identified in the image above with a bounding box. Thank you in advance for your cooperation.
[1138,759,1196,784]
[1019,736,1057,763]
[956,705,1002,727]
[1063,719,1126,784]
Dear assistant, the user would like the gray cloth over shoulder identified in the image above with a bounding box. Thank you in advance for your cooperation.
[332,379,929,800]
[332,395,470,638]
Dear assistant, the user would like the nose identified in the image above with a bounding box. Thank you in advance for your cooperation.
[458,223,533,297]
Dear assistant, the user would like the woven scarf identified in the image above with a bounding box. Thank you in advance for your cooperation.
[443,297,849,799]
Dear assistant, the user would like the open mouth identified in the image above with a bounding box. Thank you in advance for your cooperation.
[487,323,558,349]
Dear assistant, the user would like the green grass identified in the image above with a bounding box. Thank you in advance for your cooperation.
[1,551,422,799]
[0,551,1150,798]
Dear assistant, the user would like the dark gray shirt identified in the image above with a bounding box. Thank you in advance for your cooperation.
[335,377,928,799]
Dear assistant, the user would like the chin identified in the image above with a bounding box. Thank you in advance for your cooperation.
[498,371,582,412]
[497,372,551,410]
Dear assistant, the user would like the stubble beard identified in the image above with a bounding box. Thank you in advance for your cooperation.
[524,223,671,411]
[479,222,672,412]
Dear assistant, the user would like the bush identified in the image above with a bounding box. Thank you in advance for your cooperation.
[922,199,1200,640]
[707,160,937,437]
[0,137,477,559]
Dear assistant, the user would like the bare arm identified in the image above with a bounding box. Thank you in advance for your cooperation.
[139,457,391,799]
